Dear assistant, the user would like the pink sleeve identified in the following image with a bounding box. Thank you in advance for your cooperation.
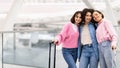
[55,23,69,45]
[104,21,118,45]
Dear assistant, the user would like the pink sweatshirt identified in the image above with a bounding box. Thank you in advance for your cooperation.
[96,19,117,45]
[56,22,79,48]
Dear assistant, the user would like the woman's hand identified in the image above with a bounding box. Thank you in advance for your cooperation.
[52,39,58,45]
[111,45,117,50]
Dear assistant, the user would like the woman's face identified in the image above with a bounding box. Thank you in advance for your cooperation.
[74,13,82,25]
[85,12,92,24]
[93,11,102,22]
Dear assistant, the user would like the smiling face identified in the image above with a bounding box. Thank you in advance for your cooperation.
[93,11,103,23]
[74,13,82,25]
[85,12,92,24]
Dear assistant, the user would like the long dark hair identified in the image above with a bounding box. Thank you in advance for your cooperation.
[82,8,94,23]
[70,11,82,24]
[81,8,98,29]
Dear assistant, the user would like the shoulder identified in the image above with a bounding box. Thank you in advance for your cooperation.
[89,22,94,25]
[64,22,72,26]
[89,22,94,26]
[103,19,111,23]
[89,22,97,30]
[62,22,72,29]
[103,19,113,25]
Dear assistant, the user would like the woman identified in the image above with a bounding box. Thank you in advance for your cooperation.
[53,11,82,68]
[78,8,99,68]
[92,10,117,68]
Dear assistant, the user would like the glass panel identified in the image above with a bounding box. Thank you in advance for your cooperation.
[1,26,120,68]
[114,26,120,68]
[0,33,3,68]
[2,30,55,68]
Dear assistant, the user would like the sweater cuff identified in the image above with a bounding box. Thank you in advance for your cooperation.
[55,36,61,45]
[111,41,117,46]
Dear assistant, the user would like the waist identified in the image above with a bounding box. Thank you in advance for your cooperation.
[82,44,92,47]
[62,44,78,48]
[62,42,78,48]
[99,40,110,45]
[98,37,109,44]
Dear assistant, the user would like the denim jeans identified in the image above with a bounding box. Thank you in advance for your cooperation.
[79,44,98,68]
[62,48,78,68]
[98,40,116,68]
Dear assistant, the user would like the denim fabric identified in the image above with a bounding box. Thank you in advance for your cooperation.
[78,22,99,61]
[98,40,116,68]
[62,48,78,68]
[79,44,98,68]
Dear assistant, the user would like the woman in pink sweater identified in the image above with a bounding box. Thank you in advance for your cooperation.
[93,10,118,68]
[53,11,82,68]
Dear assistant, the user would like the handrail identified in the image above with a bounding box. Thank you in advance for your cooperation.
[0,29,55,68]
[0,25,119,33]
[0,29,53,33]
[0,26,120,68]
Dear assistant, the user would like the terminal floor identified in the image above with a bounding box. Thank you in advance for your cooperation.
[2,47,120,68]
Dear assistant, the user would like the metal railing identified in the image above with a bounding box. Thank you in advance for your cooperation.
[0,26,120,68]
[0,29,56,68]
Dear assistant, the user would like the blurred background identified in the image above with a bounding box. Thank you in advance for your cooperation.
[0,0,120,68]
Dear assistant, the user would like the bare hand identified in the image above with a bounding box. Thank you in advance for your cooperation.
[52,39,58,45]
[111,45,117,50]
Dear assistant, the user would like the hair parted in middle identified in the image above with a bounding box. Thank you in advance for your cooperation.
[81,8,94,22]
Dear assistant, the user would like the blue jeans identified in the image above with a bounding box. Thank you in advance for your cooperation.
[62,48,78,68]
[98,40,116,68]
[79,44,98,68]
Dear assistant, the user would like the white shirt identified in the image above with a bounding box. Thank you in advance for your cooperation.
[81,24,92,45]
